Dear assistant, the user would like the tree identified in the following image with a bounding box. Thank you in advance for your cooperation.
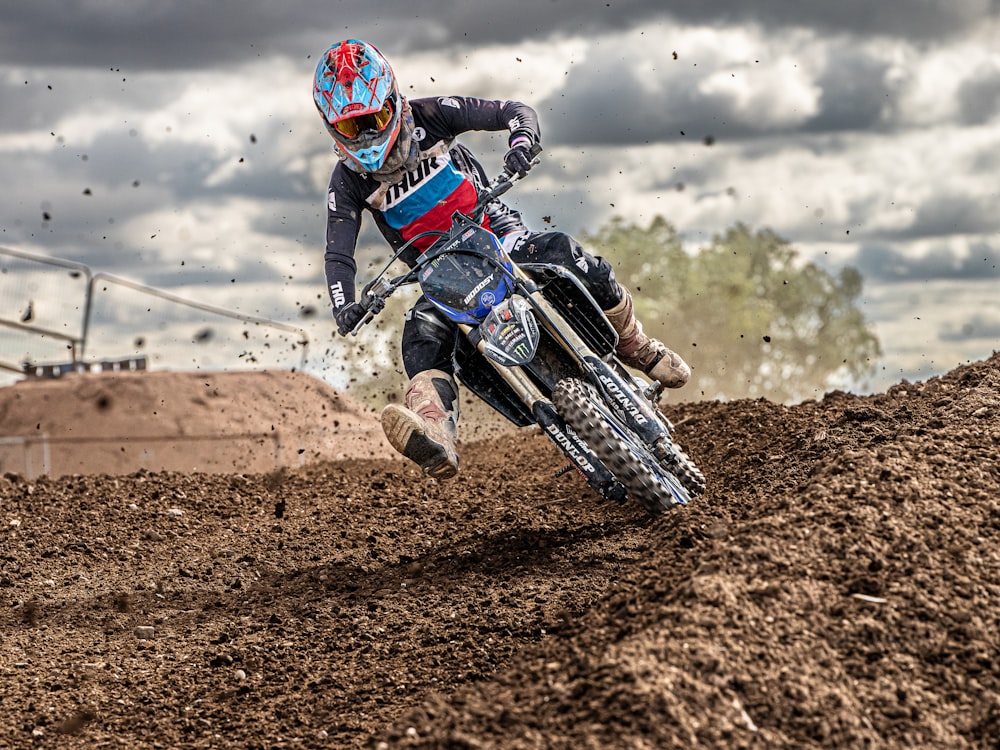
[583,217,881,403]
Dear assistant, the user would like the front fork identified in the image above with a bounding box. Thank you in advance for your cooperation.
[516,282,669,448]
[457,321,627,503]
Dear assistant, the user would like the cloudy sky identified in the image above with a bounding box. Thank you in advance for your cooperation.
[1,0,998,395]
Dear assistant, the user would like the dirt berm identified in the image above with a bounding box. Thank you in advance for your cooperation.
[1,353,999,748]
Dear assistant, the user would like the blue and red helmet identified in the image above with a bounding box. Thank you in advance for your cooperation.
[313,40,402,173]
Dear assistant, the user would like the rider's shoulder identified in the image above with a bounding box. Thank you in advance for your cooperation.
[330,161,372,192]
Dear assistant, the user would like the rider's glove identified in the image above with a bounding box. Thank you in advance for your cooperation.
[334,302,366,336]
[503,137,534,178]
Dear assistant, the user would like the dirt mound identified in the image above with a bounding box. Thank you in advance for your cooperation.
[2,353,999,749]
[0,369,397,476]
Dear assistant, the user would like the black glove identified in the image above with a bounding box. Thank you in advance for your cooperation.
[335,302,367,336]
[503,140,534,178]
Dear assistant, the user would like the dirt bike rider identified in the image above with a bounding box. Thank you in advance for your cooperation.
[313,39,690,480]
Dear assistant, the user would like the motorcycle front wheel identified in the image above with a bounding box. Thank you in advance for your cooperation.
[551,377,690,515]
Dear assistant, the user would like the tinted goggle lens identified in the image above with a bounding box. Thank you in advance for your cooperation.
[333,100,394,139]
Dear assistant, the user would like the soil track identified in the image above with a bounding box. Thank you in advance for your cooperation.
[2,353,999,749]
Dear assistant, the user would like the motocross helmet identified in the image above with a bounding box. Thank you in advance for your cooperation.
[313,39,403,173]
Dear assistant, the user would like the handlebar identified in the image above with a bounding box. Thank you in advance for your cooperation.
[481,143,543,207]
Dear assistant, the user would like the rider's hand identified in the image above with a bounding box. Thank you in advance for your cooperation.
[335,302,366,336]
[503,138,534,178]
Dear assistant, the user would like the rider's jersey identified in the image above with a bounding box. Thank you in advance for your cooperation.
[323,96,540,313]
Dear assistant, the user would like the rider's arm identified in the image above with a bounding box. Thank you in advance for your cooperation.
[498,98,541,148]
[324,166,364,315]
[419,96,541,148]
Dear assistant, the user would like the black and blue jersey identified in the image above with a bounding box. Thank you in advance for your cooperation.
[323,96,540,314]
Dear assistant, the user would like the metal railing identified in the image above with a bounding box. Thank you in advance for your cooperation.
[0,247,92,375]
[0,432,285,479]
[1,246,310,377]
[0,424,380,479]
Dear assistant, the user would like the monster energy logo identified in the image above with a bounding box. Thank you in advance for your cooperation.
[513,342,530,359]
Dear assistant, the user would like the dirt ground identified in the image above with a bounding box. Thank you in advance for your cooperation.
[2,353,999,749]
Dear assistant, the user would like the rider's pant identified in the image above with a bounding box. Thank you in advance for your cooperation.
[400,230,622,378]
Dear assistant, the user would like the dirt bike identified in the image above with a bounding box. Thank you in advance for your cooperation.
[347,151,705,515]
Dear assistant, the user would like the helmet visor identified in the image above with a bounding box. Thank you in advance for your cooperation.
[333,99,395,140]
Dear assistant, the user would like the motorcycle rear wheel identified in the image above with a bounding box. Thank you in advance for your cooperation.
[552,377,689,515]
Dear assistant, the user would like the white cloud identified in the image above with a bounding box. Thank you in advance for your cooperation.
[394,38,588,102]
[697,60,820,130]
[896,42,1000,126]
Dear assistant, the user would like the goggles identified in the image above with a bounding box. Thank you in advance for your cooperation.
[332,99,395,139]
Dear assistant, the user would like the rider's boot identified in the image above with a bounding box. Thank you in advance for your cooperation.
[604,285,691,389]
[381,369,460,479]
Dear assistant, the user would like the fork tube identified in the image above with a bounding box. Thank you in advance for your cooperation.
[457,322,549,405]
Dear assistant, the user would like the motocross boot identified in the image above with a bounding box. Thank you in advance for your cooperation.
[381,369,460,479]
[604,286,691,389]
